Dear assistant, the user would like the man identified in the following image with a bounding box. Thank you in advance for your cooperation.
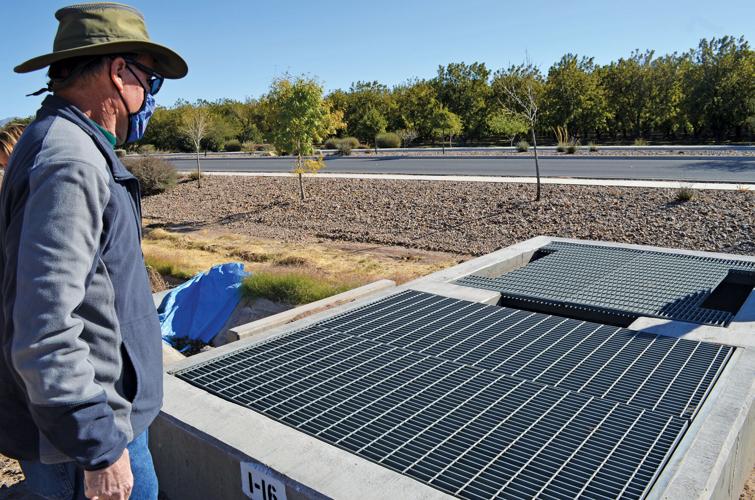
[0,3,187,499]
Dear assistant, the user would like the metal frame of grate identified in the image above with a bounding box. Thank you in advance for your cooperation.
[455,242,755,327]
[176,324,689,500]
[316,290,733,421]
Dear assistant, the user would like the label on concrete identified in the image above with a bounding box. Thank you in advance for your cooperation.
[240,462,287,500]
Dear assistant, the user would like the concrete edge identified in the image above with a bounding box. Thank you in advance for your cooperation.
[223,279,396,344]
[155,374,452,500]
[647,348,755,499]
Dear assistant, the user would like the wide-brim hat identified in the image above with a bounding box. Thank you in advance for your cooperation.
[14,2,187,79]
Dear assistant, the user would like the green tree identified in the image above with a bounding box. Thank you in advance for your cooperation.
[228,98,266,144]
[684,36,755,140]
[266,75,344,199]
[355,107,387,151]
[490,63,545,116]
[542,54,610,140]
[393,79,442,141]
[431,107,462,153]
[487,109,529,146]
[601,50,655,140]
[433,62,491,140]
[332,81,395,143]
[647,54,692,139]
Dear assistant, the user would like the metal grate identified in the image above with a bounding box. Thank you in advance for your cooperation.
[317,290,733,420]
[176,324,688,500]
[456,242,755,327]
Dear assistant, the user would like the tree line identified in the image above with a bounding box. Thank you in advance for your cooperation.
[135,35,754,151]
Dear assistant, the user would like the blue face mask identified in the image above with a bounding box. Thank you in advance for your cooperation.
[125,92,155,143]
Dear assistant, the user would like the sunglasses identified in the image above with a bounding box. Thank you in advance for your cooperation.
[123,58,164,96]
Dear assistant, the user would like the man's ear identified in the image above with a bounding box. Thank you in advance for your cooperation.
[110,57,128,93]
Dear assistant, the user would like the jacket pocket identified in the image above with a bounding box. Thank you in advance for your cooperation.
[119,312,163,429]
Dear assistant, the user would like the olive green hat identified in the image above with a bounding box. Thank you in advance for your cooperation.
[14,2,187,78]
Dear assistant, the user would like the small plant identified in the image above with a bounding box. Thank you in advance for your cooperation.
[341,137,360,149]
[138,143,157,154]
[242,271,351,305]
[337,141,352,156]
[516,140,529,152]
[634,137,649,146]
[114,148,127,158]
[556,143,567,152]
[588,142,598,152]
[123,156,177,196]
[396,128,418,147]
[224,139,242,152]
[241,141,257,152]
[375,132,401,148]
[293,156,325,200]
[324,137,340,149]
[675,185,695,202]
[188,171,203,182]
[256,143,276,152]
[566,143,580,154]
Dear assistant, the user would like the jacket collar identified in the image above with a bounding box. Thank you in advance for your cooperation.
[39,94,135,182]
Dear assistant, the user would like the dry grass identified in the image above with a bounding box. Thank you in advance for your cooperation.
[141,228,462,297]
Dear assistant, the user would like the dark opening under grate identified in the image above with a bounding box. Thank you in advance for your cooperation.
[175,291,732,499]
[455,242,755,327]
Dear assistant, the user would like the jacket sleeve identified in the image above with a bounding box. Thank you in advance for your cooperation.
[11,158,128,470]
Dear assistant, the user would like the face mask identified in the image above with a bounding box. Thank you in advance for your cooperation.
[115,64,157,144]
[125,92,155,143]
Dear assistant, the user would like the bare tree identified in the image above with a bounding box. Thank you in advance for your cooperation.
[179,106,211,188]
[396,128,418,147]
[500,80,542,201]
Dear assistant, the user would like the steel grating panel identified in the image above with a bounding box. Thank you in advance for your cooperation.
[176,324,689,500]
[455,241,755,327]
[316,290,733,420]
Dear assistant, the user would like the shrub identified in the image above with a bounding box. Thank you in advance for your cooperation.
[375,132,401,148]
[556,143,567,152]
[675,186,695,202]
[114,148,127,158]
[516,140,529,152]
[224,139,242,152]
[634,138,649,146]
[341,137,360,149]
[324,137,340,149]
[138,143,157,154]
[588,142,598,152]
[566,143,579,154]
[256,143,275,152]
[241,141,257,152]
[242,271,350,305]
[188,171,203,182]
[337,141,352,156]
[123,156,177,196]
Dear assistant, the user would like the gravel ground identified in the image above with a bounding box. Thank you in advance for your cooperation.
[143,176,755,257]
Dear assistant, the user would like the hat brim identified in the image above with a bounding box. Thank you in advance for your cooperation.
[14,40,188,79]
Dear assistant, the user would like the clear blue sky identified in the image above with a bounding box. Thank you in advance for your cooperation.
[2,0,754,119]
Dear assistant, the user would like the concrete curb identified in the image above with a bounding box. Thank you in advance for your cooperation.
[214,279,396,346]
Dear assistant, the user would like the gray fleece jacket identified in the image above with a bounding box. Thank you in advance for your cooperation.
[0,95,163,470]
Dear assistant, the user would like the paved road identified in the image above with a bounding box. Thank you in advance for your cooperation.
[168,155,755,183]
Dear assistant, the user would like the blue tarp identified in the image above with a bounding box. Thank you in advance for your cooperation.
[158,262,250,346]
